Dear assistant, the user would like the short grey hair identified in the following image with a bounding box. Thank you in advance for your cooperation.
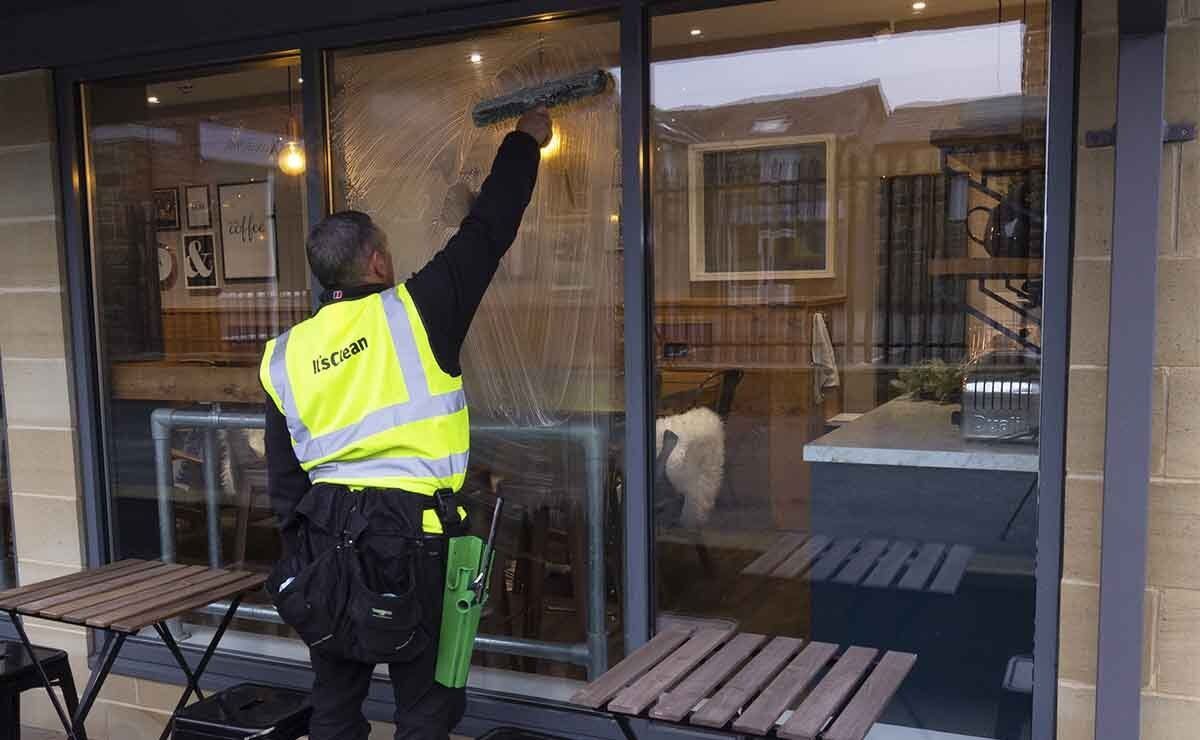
[305,210,386,289]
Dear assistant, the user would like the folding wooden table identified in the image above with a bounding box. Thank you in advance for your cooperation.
[0,559,266,740]
[573,627,915,740]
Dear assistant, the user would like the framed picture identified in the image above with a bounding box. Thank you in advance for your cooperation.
[155,231,179,290]
[182,233,218,290]
[687,134,836,281]
[152,187,181,230]
[184,184,212,229]
[217,180,276,281]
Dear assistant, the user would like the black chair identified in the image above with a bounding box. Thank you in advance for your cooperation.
[0,640,81,740]
[171,683,310,740]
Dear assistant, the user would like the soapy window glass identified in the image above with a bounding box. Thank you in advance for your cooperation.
[330,15,623,698]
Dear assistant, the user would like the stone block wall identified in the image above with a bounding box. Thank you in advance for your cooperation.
[1059,1,1200,737]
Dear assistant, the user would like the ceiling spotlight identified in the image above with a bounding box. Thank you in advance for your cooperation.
[912,1,927,9]
[690,28,703,36]
[147,95,161,104]
[469,52,483,64]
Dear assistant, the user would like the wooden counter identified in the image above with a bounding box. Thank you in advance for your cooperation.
[111,361,262,404]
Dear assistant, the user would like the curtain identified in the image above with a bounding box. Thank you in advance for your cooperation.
[873,174,967,369]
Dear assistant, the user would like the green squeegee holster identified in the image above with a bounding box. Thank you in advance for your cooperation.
[435,499,503,689]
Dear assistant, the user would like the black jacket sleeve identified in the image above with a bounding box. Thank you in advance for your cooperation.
[406,130,541,376]
[264,395,309,529]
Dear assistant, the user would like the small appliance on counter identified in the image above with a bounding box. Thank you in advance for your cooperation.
[954,350,1040,443]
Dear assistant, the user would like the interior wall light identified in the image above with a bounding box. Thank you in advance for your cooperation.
[540,126,561,158]
[147,95,161,105]
[690,28,703,36]
[469,52,483,64]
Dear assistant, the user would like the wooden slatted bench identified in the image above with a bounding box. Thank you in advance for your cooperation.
[572,627,915,740]
[0,559,266,740]
[743,533,974,595]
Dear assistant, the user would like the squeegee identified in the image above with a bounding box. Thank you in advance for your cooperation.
[471,69,613,127]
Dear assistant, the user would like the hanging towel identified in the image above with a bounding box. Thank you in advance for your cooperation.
[812,312,840,401]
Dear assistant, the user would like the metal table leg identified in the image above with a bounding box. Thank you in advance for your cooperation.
[8,611,127,740]
[156,595,244,740]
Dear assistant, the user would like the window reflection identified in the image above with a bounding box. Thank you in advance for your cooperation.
[652,3,1047,737]
[84,58,310,640]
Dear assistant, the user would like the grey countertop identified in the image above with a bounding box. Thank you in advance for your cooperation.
[803,397,1038,473]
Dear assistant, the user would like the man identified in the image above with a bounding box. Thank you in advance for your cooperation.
[260,107,552,740]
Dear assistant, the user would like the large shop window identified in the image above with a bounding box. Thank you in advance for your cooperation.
[650,3,1048,738]
[83,58,311,649]
[327,15,623,698]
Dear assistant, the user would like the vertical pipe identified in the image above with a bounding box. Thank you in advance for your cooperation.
[583,422,608,677]
[202,420,221,568]
[1033,1,1080,735]
[151,412,175,564]
[620,0,655,652]
[1095,1,1167,738]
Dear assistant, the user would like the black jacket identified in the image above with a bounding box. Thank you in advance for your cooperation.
[263,131,541,526]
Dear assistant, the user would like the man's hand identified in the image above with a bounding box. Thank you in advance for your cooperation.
[517,107,553,148]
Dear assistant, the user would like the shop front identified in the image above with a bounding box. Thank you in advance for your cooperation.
[0,0,1189,738]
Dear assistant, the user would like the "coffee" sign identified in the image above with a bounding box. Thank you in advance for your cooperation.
[217,180,276,280]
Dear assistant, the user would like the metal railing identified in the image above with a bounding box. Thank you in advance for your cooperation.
[150,406,609,677]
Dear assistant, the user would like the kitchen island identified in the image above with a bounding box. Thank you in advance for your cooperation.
[801,396,1039,560]
[804,397,1037,474]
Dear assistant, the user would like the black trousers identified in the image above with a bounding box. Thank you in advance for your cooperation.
[309,649,466,740]
[291,485,468,740]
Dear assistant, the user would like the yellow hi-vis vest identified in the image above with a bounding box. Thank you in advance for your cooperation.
[260,284,470,531]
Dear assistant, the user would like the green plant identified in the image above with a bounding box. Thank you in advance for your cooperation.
[890,360,965,403]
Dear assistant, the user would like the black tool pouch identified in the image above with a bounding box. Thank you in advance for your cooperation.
[341,543,429,664]
[270,503,430,664]
[266,528,348,652]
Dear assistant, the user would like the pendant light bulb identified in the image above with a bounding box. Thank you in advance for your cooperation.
[278,139,306,176]
[278,67,306,176]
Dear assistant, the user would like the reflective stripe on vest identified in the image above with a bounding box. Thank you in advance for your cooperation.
[262,284,469,495]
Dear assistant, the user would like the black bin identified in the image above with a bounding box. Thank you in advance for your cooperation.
[477,730,569,740]
[172,683,311,740]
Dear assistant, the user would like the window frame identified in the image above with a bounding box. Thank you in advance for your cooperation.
[48,1,1080,738]
[685,134,838,282]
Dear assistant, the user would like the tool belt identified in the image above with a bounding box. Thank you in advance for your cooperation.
[266,486,467,665]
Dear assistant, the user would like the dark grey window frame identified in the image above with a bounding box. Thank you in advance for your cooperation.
[1093,1,1169,738]
[47,0,1080,737]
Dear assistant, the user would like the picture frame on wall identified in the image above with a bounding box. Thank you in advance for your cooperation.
[155,231,179,290]
[182,233,218,290]
[217,180,276,281]
[184,184,212,229]
[687,134,836,282]
[152,187,181,230]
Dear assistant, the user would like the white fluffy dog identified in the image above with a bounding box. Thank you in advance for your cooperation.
[655,407,725,528]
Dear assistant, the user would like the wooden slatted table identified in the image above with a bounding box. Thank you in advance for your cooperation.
[0,559,266,740]
[573,627,915,740]
[743,534,974,595]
